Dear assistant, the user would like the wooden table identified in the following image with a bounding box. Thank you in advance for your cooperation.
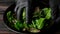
[0,2,18,34]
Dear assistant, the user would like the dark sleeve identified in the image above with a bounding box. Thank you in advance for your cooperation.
[49,0,58,21]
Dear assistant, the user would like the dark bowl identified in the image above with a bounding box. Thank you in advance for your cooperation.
[3,3,59,34]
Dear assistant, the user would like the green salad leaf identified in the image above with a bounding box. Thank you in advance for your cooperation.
[35,18,45,29]
[45,8,51,19]
[6,7,51,31]
[14,20,23,30]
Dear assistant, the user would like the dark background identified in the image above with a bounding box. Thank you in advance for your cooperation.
[0,0,60,34]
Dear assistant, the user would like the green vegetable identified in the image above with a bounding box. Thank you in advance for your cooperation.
[14,20,23,30]
[7,11,11,18]
[42,8,49,15]
[36,18,45,29]
[45,8,51,19]
[32,21,36,28]
[23,22,28,28]
[23,8,26,20]
[6,7,52,32]
[42,8,51,19]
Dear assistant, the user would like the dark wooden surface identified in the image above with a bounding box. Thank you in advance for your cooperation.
[0,0,18,34]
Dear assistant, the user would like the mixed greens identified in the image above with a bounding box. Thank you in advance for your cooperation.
[6,8,51,33]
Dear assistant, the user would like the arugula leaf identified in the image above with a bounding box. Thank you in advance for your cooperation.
[23,22,28,28]
[45,8,51,19]
[7,11,11,18]
[14,20,23,30]
[23,8,26,20]
[36,18,45,29]
[42,8,49,15]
